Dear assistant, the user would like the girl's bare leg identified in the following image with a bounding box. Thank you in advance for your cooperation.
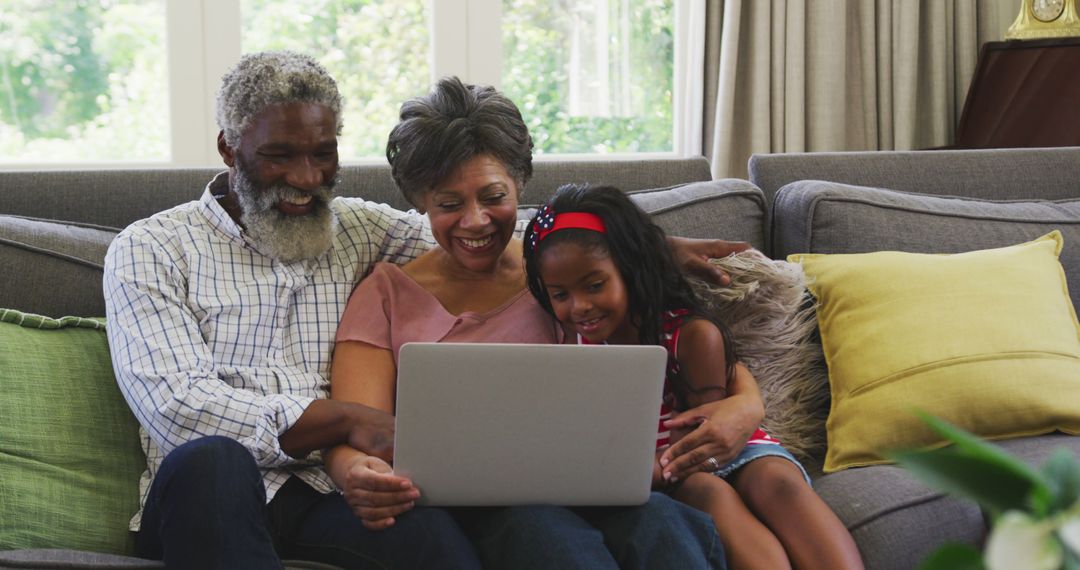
[732,457,864,570]
[672,472,791,570]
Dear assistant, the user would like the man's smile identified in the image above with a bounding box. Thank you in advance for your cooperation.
[277,194,315,215]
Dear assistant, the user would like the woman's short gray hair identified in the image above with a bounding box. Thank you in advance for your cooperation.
[387,77,533,208]
[216,51,343,148]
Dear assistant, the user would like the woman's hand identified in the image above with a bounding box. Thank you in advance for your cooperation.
[651,450,668,490]
[658,401,755,482]
[667,236,754,286]
[340,455,421,530]
[657,363,764,483]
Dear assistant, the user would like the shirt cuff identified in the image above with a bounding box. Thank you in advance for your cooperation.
[253,393,317,467]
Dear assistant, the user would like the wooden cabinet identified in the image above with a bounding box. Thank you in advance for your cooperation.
[955,37,1080,148]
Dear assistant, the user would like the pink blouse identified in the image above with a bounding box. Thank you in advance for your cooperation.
[336,262,564,364]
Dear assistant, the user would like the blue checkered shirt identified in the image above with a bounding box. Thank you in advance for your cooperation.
[104,172,435,530]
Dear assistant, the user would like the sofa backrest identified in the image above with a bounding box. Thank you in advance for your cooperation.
[1,158,711,230]
[771,180,1080,312]
[0,159,771,319]
[749,146,1080,205]
[763,147,1080,314]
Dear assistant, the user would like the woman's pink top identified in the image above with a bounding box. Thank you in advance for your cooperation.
[336,262,564,363]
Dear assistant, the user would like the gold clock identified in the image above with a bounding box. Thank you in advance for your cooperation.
[1007,0,1080,39]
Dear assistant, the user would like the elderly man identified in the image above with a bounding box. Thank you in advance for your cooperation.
[105,51,476,568]
[105,51,740,568]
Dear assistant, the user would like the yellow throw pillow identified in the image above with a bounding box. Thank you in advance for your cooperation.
[789,231,1080,472]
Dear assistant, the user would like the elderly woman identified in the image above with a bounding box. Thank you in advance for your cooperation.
[324,77,763,569]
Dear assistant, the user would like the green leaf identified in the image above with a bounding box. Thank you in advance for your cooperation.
[892,447,1045,515]
[917,413,1047,480]
[917,543,985,570]
[1042,449,1080,514]
[889,412,1054,515]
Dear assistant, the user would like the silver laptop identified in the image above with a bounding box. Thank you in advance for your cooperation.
[393,342,667,507]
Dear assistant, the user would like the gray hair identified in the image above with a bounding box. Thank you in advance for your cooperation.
[216,51,343,148]
[386,76,533,208]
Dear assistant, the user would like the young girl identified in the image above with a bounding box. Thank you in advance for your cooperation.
[523,184,863,570]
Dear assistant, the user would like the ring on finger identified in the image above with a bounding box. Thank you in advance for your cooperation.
[702,456,721,472]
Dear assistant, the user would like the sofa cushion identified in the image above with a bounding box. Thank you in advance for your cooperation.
[790,232,1080,472]
[521,179,768,251]
[0,309,145,555]
[813,433,1080,570]
[0,216,119,318]
[770,181,1080,313]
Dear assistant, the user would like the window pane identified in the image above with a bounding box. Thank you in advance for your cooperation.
[502,0,674,154]
[241,0,430,160]
[0,0,168,163]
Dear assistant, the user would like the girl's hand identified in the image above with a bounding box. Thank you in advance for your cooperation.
[341,455,420,530]
[658,399,758,483]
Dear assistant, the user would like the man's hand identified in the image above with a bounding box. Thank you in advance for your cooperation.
[280,399,395,460]
[347,408,394,463]
[341,456,420,530]
[667,236,753,286]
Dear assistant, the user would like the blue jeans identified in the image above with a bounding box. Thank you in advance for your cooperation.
[135,436,480,569]
[452,495,727,570]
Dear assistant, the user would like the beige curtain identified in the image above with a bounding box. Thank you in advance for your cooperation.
[706,0,1016,179]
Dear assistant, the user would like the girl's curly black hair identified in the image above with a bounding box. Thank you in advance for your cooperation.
[523,184,736,402]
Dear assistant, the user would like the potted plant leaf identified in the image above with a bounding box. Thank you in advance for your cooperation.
[889,412,1080,570]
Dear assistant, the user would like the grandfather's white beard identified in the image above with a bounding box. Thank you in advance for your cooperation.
[232,166,338,263]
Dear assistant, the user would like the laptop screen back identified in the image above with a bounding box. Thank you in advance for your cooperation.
[393,342,667,506]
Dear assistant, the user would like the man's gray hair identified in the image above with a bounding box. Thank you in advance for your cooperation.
[216,51,343,148]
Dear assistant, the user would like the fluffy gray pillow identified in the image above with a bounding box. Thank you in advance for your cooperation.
[693,252,828,465]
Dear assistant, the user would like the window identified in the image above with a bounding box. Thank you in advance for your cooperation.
[241,0,430,159]
[1,0,679,168]
[502,0,674,154]
[0,0,168,164]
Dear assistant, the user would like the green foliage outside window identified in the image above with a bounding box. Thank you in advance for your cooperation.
[0,0,167,162]
[245,0,675,157]
[503,0,673,154]
[241,0,431,159]
[0,0,674,163]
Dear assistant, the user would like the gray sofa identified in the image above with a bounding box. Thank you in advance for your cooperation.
[0,158,758,569]
[751,146,1080,570]
[1,149,1078,569]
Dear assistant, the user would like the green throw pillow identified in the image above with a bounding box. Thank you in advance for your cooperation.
[0,309,144,555]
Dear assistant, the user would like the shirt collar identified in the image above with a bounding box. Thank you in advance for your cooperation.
[198,171,246,242]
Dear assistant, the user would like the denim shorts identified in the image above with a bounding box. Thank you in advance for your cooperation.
[710,443,812,486]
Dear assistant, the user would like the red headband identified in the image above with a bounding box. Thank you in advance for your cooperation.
[535,212,607,244]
